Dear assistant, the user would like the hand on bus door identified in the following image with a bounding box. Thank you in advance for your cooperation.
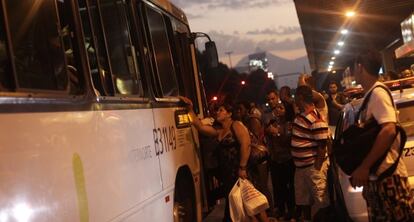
[178,96,193,110]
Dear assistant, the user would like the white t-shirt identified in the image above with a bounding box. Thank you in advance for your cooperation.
[360,82,408,178]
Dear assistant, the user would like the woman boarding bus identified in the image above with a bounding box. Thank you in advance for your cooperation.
[0,0,217,221]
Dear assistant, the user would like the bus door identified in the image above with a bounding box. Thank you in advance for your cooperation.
[141,2,202,221]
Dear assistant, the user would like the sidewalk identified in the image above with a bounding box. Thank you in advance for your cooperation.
[203,199,280,222]
[203,199,225,222]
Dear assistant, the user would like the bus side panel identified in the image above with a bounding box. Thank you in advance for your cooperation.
[402,138,414,176]
[0,109,163,222]
[116,188,174,222]
[152,107,201,219]
[0,111,93,222]
[90,109,162,221]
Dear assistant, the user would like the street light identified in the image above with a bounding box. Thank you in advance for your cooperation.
[225,51,233,69]
[345,11,355,17]
[241,80,246,85]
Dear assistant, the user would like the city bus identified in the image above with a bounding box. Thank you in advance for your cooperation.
[0,0,217,221]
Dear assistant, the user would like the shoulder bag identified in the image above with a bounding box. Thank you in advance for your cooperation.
[231,122,270,166]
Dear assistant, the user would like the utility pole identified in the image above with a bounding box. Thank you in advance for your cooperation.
[225,51,233,69]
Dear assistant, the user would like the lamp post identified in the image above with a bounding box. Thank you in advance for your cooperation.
[225,51,233,69]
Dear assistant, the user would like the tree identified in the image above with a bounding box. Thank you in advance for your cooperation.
[197,50,276,105]
[239,69,277,105]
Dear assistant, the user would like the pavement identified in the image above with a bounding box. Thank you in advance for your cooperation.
[203,176,291,222]
[203,199,282,222]
[203,199,225,222]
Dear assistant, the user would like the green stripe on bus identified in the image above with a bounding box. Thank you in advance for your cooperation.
[73,153,89,222]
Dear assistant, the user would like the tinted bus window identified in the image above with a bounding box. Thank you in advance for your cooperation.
[146,6,178,97]
[57,0,84,94]
[79,0,114,96]
[5,0,68,91]
[167,17,199,112]
[100,0,142,96]
[0,6,13,91]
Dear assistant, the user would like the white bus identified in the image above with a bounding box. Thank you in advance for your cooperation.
[0,0,217,221]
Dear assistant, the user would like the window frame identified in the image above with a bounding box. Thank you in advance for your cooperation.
[0,0,16,91]
[100,0,142,97]
[81,0,147,101]
[165,16,200,112]
[141,3,180,102]
[79,0,116,97]
[7,0,70,94]
[0,0,87,98]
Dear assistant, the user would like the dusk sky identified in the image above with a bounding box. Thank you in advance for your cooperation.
[170,0,307,67]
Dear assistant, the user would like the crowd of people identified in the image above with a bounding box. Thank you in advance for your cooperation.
[180,49,414,222]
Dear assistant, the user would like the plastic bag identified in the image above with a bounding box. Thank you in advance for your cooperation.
[229,179,249,222]
[240,179,269,216]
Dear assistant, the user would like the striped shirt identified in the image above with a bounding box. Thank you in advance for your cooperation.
[291,109,329,168]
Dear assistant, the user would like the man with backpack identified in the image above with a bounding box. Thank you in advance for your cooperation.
[350,49,414,221]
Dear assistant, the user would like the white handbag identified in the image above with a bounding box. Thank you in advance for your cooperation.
[229,179,250,222]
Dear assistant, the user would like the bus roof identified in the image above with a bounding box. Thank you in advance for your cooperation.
[148,0,189,25]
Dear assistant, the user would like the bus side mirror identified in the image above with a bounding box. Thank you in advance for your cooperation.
[205,41,218,68]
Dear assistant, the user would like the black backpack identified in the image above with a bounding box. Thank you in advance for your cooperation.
[333,85,407,179]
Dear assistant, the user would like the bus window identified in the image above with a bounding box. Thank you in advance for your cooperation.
[0,6,13,91]
[145,6,179,98]
[57,0,85,95]
[5,0,69,91]
[166,17,199,112]
[100,0,142,96]
[79,0,115,96]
